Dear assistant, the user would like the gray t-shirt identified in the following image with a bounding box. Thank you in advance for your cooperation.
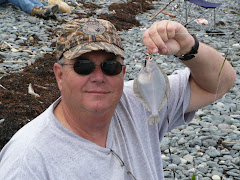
[0,68,195,180]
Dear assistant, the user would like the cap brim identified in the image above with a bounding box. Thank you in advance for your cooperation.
[63,42,125,60]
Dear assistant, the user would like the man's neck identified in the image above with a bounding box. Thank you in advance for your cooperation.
[53,101,114,148]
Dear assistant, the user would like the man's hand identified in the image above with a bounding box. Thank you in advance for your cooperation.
[143,20,236,113]
[142,20,195,56]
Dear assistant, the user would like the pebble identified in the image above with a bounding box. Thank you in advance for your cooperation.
[178,137,187,145]
[218,123,230,130]
[206,147,221,158]
[0,119,5,124]
[232,144,240,151]
[180,158,187,165]
[212,175,221,180]
[232,130,240,135]
[226,171,240,177]
[212,171,222,177]
[1,0,240,179]
[183,154,194,163]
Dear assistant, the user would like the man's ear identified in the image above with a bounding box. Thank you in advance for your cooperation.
[54,63,63,92]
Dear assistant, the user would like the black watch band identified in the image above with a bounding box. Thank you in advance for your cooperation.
[175,34,199,61]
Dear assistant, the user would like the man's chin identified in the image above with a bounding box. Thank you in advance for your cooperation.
[86,102,115,114]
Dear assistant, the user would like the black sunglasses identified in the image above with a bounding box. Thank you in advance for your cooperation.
[61,60,125,76]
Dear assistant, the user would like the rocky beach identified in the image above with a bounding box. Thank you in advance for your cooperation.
[0,0,239,179]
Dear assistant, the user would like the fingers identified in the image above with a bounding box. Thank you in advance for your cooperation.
[142,20,184,55]
[143,22,168,54]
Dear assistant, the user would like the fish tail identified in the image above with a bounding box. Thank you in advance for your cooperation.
[147,115,161,125]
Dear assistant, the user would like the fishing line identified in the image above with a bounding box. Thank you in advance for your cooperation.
[213,31,231,102]
[174,31,233,35]
[165,94,177,179]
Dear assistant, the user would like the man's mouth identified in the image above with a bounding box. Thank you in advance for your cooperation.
[86,90,109,94]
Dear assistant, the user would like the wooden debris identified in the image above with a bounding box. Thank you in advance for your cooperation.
[162,11,176,18]
[3,41,34,55]
[28,83,40,97]
[0,84,6,90]
[34,84,48,90]
[150,0,175,21]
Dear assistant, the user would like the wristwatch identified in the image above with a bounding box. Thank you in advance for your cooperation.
[176,34,199,61]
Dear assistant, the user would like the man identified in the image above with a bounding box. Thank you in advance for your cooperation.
[0,0,58,18]
[0,18,236,179]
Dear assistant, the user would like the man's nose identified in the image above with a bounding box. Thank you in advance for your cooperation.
[90,65,105,82]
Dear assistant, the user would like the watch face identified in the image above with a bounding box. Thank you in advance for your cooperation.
[82,21,106,35]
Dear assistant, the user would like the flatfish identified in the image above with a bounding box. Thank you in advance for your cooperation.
[133,56,170,125]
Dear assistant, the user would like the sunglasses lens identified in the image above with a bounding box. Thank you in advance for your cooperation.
[73,60,123,76]
[102,61,122,76]
[73,60,94,75]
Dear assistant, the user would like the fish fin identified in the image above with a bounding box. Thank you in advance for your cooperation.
[133,77,152,112]
[147,115,161,125]
[156,64,170,111]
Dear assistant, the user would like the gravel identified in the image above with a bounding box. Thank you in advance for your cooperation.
[0,0,239,179]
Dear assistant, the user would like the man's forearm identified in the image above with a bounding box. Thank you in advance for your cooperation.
[182,42,236,97]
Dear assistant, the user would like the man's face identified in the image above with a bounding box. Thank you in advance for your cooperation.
[54,51,126,115]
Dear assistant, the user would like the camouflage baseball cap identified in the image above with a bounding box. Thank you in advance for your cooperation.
[56,18,125,61]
